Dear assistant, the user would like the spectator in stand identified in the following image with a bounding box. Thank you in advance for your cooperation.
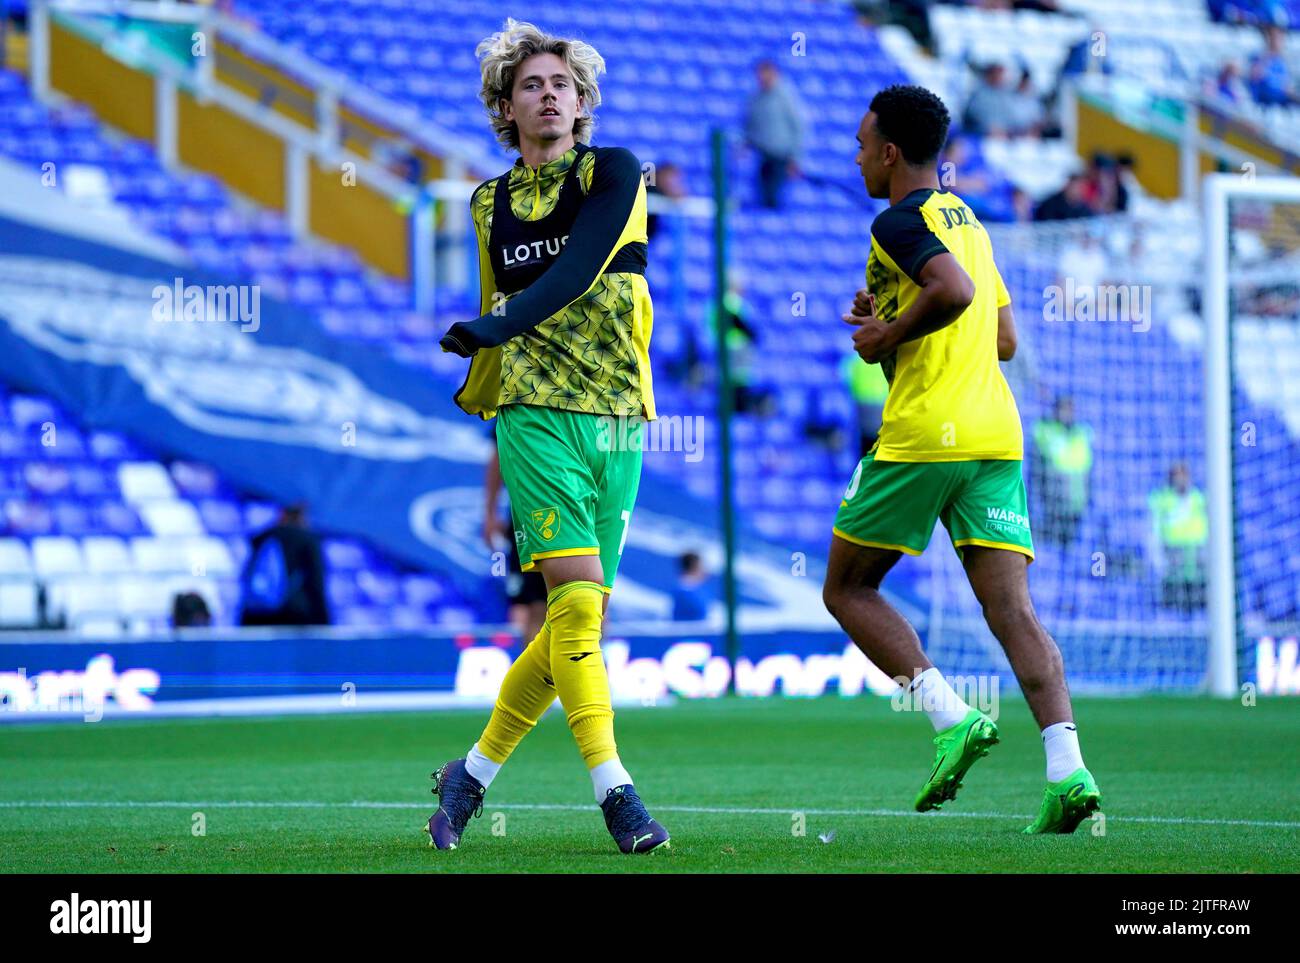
[968,0,1063,11]
[645,161,687,241]
[1035,173,1092,221]
[941,134,989,190]
[1115,152,1146,208]
[238,504,330,626]
[1209,0,1290,27]
[671,552,711,621]
[720,279,772,415]
[1148,463,1208,611]
[1011,186,1034,222]
[941,132,1026,222]
[1006,69,1047,137]
[854,0,933,49]
[1083,152,1127,214]
[646,160,691,339]
[964,62,1020,137]
[1248,25,1297,105]
[172,591,213,628]
[1208,61,1252,105]
[744,59,806,209]
[965,62,1048,139]
[1060,25,1113,81]
[1031,396,1094,548]
[689,274,774,416]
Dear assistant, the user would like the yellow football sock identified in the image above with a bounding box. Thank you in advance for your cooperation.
[476,620,556,764]
[546,580,618,768]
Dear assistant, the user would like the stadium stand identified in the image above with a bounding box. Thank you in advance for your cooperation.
[0,377,478,632]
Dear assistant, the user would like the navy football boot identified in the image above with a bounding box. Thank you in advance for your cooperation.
[426,759,485,850]
[601,785,670,854]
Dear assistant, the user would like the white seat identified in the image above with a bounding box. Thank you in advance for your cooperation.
[0,538,33,578]
[117,462,177,502]
[136,499,204,537]
[130,536,192,574]
[44,576,122,621]
[0,580,38,626]
[8,395,58,430]
[117,577,173,617]
[31,536,84,577]
[81,536,134,575]
[62,164,117,210]
[183,536,236,577]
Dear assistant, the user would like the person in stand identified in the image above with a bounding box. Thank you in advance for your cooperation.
[1031,396,1094,548]
[238,504,329,626]
[745,59,806,209]
[1148,463,1208,611]
[671,551,711,621]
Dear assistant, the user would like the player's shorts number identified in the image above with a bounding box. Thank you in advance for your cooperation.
[844,462,864,501]
[617,509,631,555]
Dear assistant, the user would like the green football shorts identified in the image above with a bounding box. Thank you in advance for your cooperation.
[495,403,643,591]
[833,452,1035,561]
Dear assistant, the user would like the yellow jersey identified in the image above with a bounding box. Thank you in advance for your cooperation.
[866,187,1021,462]
[451,145,656,421]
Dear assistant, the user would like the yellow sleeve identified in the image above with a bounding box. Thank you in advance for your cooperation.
[471,181,497,315]
[453,181,505,419]
[994,264,1011,308]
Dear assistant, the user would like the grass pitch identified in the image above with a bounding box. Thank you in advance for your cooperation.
[1,695,1297,873]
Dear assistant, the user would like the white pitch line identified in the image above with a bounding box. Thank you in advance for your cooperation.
[1,800,1297,829]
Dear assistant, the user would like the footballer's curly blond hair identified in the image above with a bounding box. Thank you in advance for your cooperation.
[476,19,605,151]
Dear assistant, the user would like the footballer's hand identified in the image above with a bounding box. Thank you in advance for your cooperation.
[844,294,896,363]
[851,288,875,318]
[439,322,479,358]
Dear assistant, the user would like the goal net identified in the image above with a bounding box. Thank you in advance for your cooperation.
[906,206,1219,694]
[1206,174,1300,697]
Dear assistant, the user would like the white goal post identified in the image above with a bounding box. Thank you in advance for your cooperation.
[1203,173,1300,697]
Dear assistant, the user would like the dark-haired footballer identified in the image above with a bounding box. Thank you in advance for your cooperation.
[427,19,668,855]
[823,84,1102,834]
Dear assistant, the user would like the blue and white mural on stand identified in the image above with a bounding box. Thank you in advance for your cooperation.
[0,207,867,629]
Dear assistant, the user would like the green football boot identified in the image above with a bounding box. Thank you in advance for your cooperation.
[1023,767,1102,834]
[913,709,1000,812]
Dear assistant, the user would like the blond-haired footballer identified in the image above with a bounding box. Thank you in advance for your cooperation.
[428,20,667,854]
